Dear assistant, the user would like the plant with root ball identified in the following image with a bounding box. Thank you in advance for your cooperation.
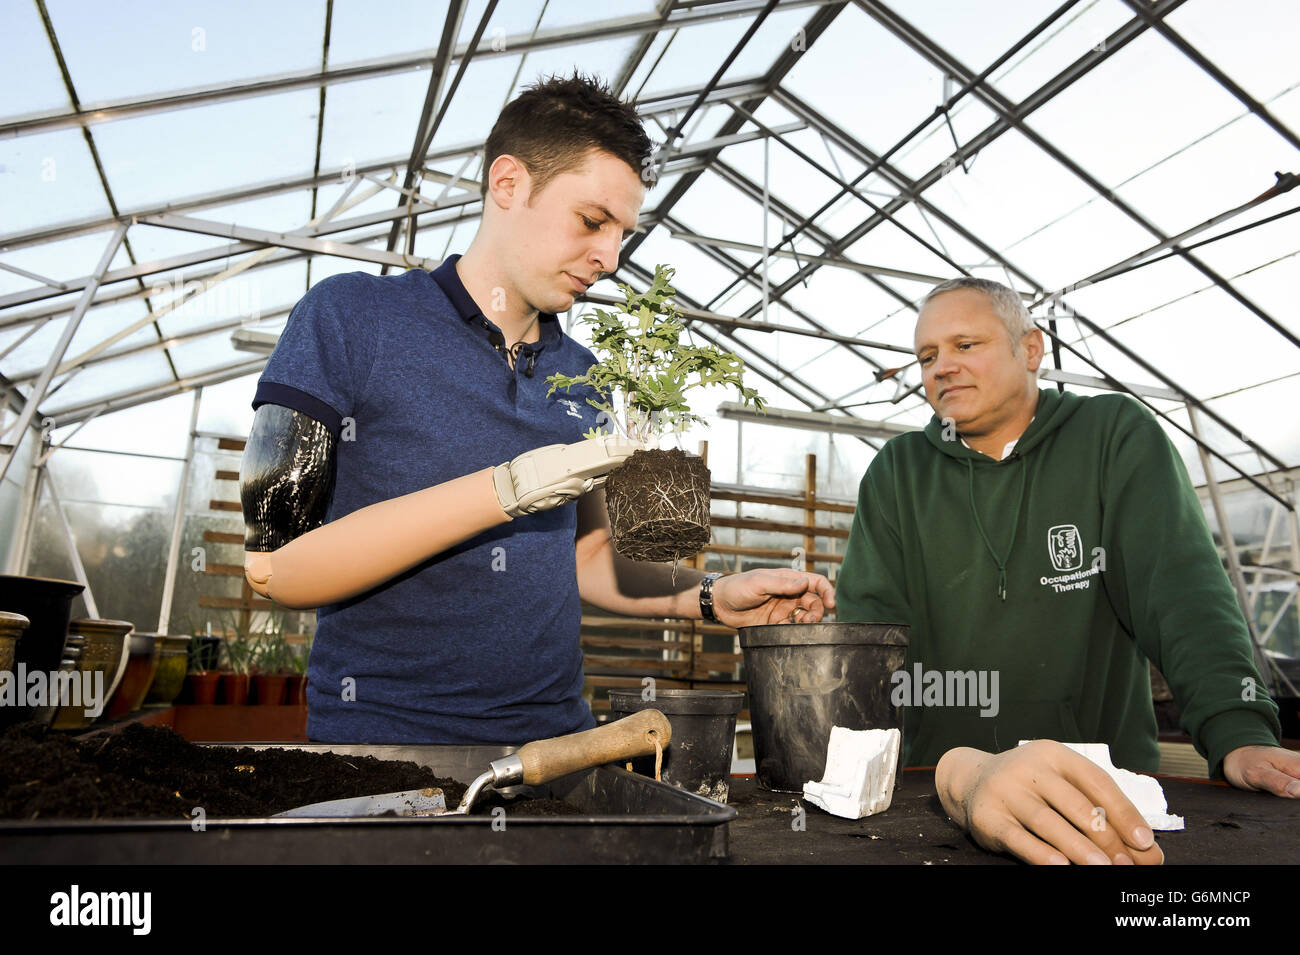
[546,264,765,565]
[545,264,765,445]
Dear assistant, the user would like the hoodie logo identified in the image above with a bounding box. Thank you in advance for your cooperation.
[1048,525,1082,572]
[557,399,583,419]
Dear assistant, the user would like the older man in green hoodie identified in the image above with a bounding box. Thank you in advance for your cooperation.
[836,276,1298,866]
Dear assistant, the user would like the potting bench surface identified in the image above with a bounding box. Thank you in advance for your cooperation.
[723,769,1300,865]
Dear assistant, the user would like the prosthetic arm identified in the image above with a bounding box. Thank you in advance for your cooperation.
[240,403,640,609]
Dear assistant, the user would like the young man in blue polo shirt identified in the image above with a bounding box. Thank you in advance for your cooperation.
[239,74,835,744]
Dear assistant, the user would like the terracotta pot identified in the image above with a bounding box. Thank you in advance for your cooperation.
[187,670,220,705]
[253,673,287,705]
[144,634,191,706]
[221,671,251,705]
[284,674,308,706]
[106,633,161,718]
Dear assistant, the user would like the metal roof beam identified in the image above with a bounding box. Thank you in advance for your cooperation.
[1118,0,1300,153]
[653,211,914,417]
[613,0,675,97]
[666,227,950,285]
[664,158,944,406]
[382,0,472,269]
[0,79,766,253]
[701,159,936,393]
[0,196,481,316]
[41,358,266,426]
[0,224,125,484]
[140,213,441,270]
[718,98,973,285]
[6,310,291,386]
[700,0,1091,310]
[708,158,923,319]
[0,1,830,139]
[1,146,733,322]
[622,1,847,265]
[717,401,919,438]
[656,213,903,367]
[619,260,856,432]
[856,0,1298,351]
[771,87,1292,475]
[739,0,1194,361]
[586,275,910,353]
[621,257,882,451]
[33,2,181,388]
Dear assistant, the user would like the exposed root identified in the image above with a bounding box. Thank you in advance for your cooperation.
[605,449,711,564]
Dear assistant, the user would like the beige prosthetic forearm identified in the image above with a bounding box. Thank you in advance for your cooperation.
[244,467,508,609]
[243,434,642,610]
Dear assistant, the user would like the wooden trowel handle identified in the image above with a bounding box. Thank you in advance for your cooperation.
[515,709,672,786]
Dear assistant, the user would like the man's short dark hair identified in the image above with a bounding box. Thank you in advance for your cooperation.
[482,72,655,199]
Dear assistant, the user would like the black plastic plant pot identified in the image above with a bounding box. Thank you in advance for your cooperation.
[608,689,744,803]
[0,575,85,728]
[738,622,909,793]
[603,449,710,563]
[1273,695,1300,742]
[190,635,223,672]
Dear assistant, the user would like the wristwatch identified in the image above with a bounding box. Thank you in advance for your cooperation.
[699,572,725,623]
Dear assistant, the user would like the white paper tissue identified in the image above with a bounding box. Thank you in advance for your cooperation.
[802,726,901,819]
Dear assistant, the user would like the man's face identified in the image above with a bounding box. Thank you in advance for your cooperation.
[913,288,1041,435]
[502,148,645,315]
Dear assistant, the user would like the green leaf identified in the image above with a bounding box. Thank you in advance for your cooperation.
[563,261,758,441]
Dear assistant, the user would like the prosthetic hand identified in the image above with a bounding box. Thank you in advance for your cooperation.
[493,434,643,518]
[935,741,1164,866]
[241,406,640,610]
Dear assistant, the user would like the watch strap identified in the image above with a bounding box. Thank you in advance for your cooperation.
[699,572,724,623]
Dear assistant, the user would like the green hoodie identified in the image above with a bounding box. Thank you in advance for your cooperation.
[836,387,1280,776]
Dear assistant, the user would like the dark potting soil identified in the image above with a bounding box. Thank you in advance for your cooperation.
[604,448,710,563]
[0,722,581,820]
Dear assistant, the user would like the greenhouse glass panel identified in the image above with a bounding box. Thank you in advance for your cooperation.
[46,0,325,104]
[90,91,321,209]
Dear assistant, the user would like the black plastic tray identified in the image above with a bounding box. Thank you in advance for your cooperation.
[0,743,735,864]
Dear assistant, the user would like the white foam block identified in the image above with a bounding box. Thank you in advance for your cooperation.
[1018,740,1185,831]
[803,727,901,819]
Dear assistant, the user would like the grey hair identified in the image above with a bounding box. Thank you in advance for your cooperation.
[922,277,1034,342]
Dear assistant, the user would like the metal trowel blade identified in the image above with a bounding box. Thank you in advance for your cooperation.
[274,787,448,818]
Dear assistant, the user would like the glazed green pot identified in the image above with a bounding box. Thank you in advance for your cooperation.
[50,618,133,731]
[0,611,28,673]
[143,634,191,706]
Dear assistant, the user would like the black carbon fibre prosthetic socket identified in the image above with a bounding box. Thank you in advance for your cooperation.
[240,404,338,552]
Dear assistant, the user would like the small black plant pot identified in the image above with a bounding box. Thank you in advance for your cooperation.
[190,635,224,672]
[609,688,744,802]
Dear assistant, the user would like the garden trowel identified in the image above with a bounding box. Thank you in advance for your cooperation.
[275,709,671,818]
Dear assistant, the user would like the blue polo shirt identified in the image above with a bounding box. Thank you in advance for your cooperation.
[252,255,603,744]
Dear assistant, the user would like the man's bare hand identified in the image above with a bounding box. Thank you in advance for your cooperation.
[935,741,1165,866]
[1223,744,1300,797]
[710,568,836,628]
